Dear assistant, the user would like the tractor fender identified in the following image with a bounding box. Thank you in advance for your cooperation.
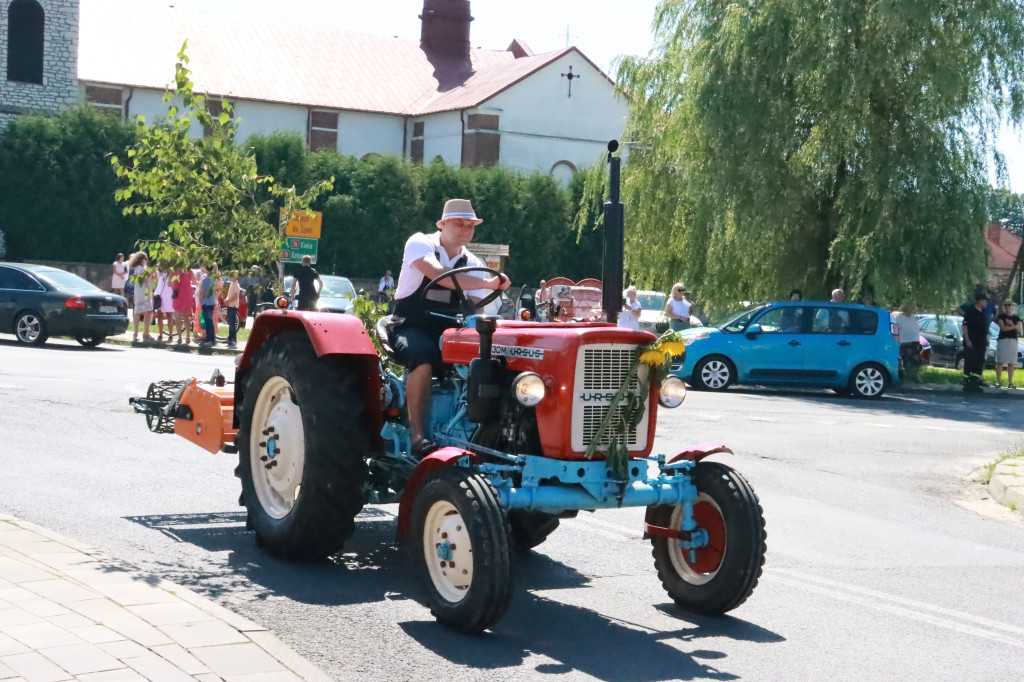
[396,447,478,538]
[643,443,733,530]
[236,310,378,373]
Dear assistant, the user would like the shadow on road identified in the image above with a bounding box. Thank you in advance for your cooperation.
[125,509,785,681]
[0,338,124,352]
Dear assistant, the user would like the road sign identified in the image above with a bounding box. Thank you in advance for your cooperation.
[282,210,322,239]
[280,237,318,264]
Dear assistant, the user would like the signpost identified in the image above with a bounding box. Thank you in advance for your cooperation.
[280,237,319,264]
[282,210,322,239]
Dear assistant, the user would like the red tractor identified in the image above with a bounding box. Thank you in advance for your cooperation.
[130,143,765,633]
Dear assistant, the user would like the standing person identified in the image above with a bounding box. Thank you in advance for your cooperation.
[289,256,322,311]
[894,303,922,375]
[788,289,802,301]
[170,267,194,344]
[389,198,510,458]
[962,291,991,392]
[111,253,128,297]
[378,269,395,303]
[224,273,241,348]
[198,263,219,346]
[665,283,692,331]
[994,300,1022,388]
[619,285,642,330]
[242,265,261,319]
[129,253,154,343]
[154,263,176,342]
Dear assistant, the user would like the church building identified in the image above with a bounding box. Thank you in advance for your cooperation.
[1,0,627,181]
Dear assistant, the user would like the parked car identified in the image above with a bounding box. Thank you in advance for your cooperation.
[282,275,356,313]
[0,262,129,347]
[636,290,669,333]
[918,314,1023,370]
[671,300,901,398]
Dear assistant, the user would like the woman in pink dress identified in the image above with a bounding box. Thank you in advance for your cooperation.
[170,269,195,344]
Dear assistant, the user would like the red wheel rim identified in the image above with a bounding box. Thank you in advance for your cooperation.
[685,500,725,573]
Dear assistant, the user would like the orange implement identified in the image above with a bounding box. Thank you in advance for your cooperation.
[173,379,238,454]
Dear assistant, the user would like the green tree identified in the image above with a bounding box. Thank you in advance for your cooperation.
[987,187,1024,232]
[615,0,1024,310]
[0,106,158,261]
[111,43,331,274]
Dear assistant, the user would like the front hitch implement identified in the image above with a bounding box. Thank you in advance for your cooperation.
[129,371,238,454]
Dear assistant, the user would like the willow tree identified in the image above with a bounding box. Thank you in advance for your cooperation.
[615,0,1024,309]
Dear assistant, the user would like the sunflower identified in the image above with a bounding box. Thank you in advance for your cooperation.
[640,349,667,366]
[660,340,685,357]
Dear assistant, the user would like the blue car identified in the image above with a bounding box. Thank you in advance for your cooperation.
[671,301,901,398]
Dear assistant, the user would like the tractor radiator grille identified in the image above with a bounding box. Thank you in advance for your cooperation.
[572,345,649,451]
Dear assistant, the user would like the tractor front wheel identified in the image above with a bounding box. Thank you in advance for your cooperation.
[650,462,766,614]
[236,332,370,560]
[412,467,511,633]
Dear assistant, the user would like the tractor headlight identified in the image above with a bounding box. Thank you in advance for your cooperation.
[658,376,687,408]
[512,372,545,407]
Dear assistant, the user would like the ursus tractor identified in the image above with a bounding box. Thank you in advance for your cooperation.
[130,145,766,634]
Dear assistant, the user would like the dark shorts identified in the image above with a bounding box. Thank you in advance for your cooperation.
[389,323,443,371]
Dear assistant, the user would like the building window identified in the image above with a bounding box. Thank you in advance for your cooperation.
[7,0,45,84]
[203,97,232,136]
[410,121,425,165]
[85,86,124,117]
[462,114,500,167]
[308,110,339,151]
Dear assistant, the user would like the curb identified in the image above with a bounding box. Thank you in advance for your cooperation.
[990,458,1024,510]
[894,383,1024,399]
[105,334,243,357]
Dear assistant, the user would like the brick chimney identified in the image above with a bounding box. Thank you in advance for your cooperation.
[420,0,473,58]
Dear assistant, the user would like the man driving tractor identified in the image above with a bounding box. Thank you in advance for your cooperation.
[389,199,511,458]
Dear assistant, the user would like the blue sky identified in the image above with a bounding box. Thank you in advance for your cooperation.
[138,0,1023,192]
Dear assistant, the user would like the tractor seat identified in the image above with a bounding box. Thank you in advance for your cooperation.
[375,314,399,362]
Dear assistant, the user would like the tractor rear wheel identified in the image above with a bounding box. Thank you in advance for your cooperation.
[412,467,511,633]
[650,462,766,614]
[236,332,369,560]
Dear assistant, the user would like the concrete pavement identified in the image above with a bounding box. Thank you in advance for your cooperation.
[0,514,331,682]
[990,458,1024,511]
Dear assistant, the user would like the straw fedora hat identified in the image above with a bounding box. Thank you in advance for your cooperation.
[437,198,484,228]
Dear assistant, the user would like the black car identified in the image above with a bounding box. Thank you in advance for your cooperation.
[0,263,129,347]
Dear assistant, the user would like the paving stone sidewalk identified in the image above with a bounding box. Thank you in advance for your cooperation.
[0,515,330,682]
[990,458,1024,511]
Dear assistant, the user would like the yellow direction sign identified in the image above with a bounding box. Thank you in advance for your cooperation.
[282,210,322,239]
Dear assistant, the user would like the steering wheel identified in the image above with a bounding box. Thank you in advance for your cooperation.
[420,266,506,318]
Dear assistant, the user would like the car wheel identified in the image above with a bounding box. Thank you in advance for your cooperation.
[693,356,734,391]
[76,335,106,348]
[14,311,48,345]
[849,362,888,399]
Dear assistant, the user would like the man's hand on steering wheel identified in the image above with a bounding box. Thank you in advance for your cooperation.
[421,266,509,317]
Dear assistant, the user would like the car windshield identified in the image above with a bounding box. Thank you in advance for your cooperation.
[36,269,101,291]
[637,292,665,310]
[719,305,766,333]
[320,276,355,299]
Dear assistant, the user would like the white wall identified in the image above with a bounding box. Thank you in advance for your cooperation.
[481,52,627,175]
[416,111,463,166]
[338,110,404,158]
[234,100,307,143]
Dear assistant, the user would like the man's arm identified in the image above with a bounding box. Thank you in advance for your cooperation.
[315,274,323,295]
[289,279,297,297]
[411,256,509,293]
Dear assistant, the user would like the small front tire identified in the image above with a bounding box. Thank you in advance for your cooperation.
[412,467,512,633]
[651,462,766,614]
[692,356,734,391]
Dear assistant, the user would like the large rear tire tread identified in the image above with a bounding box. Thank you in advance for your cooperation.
[236,332,369,561]
[412,467,512,633]
[651,461,766,614]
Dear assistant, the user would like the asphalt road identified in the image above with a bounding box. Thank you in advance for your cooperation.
[2,337,1023,681]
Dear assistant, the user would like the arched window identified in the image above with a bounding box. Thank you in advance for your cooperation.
[7,0,45,84]
[550,160,577,188]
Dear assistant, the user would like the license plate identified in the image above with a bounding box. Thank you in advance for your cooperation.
[99,305,118,314]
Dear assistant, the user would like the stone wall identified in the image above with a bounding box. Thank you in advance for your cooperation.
[0,0,80,120]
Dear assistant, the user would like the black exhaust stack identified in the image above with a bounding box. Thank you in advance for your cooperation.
[601,140,624,325]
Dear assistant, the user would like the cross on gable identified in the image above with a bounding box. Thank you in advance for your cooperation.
[560,66,580,98]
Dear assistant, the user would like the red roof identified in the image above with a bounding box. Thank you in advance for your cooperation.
[986,222,1023,271]
[78,0,600,116]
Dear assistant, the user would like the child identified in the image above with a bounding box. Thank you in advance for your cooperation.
[224,273,241,348]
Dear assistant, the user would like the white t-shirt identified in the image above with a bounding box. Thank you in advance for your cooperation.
[619,299,642,330]
[666,297,692,320]
[378,276,394,292]
[894,313,919,343]
[394,231,487,301]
